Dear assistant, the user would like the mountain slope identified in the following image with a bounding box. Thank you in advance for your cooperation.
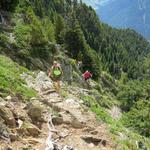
[84,0,150,39]
[0,57,149,149]
[1,0,150,79]
[0,69,115,149]
[0,0,150,149]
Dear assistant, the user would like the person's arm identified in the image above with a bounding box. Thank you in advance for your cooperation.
[82,73,85,77]
[89,72,92,78]
[58,64,63,74]
[90,73,92,78]
[48,66,53,77]
[48,70,51,77]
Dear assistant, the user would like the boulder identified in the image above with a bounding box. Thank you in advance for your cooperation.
[5,95,12,101]
[21,73,35,88]
[71,118,85,129]
[9,132,19,141]
[81,135,107,146]
[0,143,13,150]
[0,121,10,141]
[52,115,63,125]
[0,97,7,105]
[61,60,73,85]
[34,71,53,92]
[27,101,44,123]
[59,112,72,125]
[21,71,53,92]
[54,98,88,128]
[0,106,16,127]
[17,121,40,137]
[65,98,80,109]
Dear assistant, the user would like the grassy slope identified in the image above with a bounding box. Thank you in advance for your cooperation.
[0,53,149,149]
[78,87,150,149]
[0,54,37,99]
[62,79,150,149]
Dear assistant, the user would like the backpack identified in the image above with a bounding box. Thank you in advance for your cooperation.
[52,66,62,77]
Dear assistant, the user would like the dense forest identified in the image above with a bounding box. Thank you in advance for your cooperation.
[1,0,150,79]
[0,0,150,146]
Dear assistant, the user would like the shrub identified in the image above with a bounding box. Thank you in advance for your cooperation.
[117,80,149,111]
[122,100,150,137]
[14,21,32,48]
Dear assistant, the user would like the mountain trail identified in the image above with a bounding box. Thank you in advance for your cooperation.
[0,71,115,150]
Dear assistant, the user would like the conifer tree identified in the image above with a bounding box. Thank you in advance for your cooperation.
[55,15,66,44]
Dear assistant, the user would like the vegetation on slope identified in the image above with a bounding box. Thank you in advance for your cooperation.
[0,0,150,148]
[2,0,150,79]
[0,55,36,99]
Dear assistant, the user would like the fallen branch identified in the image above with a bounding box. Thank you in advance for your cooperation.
[45,114,61,150]
[45,114,75,150]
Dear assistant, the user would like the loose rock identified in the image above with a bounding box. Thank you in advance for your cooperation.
[0,106,16,127]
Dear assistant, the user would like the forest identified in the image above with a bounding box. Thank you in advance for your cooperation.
[0,0,150,146]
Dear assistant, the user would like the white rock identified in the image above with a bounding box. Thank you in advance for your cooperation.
[65,98,80,108]
[18,119,23,128]
[5,96,12,101]
[89,143,95,148]
[21,71,53,92]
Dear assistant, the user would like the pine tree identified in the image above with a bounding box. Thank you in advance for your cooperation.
[43,17,56,43]
[0,0,18,11]
[65,23,85,58]
[54,15,66,44]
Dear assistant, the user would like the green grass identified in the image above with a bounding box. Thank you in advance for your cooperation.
[0,55,37,99]
[79,92,150,149]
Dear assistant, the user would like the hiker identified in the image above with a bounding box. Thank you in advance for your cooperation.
[48,61,63,94]
[77,60,82,70]
[82,70,92,88]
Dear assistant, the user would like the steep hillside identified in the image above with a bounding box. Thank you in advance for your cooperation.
[0,60,115,149]
[0,55,36,99]
[0,0,150,149]
[0,56,149,149]
[90,0,150,39]
[1,0,150,79]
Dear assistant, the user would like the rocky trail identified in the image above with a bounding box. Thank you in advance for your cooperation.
[0,72,114,150]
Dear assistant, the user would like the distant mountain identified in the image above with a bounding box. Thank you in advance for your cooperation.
[83,0,150,39]
[83,0,114,8]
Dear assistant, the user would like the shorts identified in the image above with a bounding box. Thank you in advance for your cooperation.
[84,77,90,81]
[51,75,61,82]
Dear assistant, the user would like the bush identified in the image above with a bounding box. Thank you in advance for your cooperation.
[122,100,150,137]
[101,71,118,94]
[117,80,149,111]
[14,21,32,48]
[17,49,30,57]
[0,33,9,43]
[42,17,56,43]
[0,0,18,11]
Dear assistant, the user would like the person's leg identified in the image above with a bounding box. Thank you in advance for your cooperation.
[53,81,57,91]
[52,77,60,94]
[54,80,61,94]
[83,78,89,89]
[85,80,89,89]
[85,78,91,89]
[57,80,61,93]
